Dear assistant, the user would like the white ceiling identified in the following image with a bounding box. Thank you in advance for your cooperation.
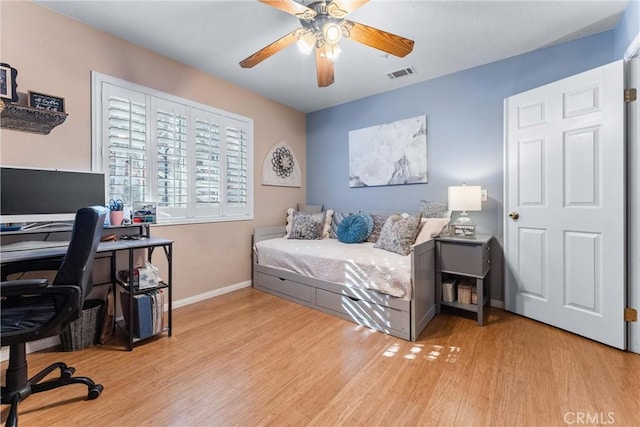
[35,0,628,113]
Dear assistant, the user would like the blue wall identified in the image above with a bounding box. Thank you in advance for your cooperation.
[614,0,639,59]
[307,31,614,239]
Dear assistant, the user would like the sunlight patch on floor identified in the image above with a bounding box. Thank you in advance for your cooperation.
[380,343,462,362]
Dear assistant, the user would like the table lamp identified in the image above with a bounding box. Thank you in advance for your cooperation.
[448,184,482,225]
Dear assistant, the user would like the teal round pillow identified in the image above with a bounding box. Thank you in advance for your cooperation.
[337,214,369,243]
[356,211,374,239]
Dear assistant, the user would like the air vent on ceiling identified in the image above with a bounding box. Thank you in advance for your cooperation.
[387,66,417,80]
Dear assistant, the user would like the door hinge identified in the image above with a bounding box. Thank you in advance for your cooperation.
[625,88,637,103]
[624,307,637,322]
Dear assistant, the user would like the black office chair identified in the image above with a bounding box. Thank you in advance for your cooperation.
[1,206,107,427]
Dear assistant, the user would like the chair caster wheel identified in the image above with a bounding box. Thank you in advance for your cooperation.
[61,367,76,378]
[88,384,103,400]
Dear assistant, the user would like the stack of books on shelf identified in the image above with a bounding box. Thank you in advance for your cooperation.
[120,289,165,339]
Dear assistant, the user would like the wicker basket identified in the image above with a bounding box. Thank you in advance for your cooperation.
[59,299,104,352]
[458,283,473,305]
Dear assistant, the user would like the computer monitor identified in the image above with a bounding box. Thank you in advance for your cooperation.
[0,167,106,224]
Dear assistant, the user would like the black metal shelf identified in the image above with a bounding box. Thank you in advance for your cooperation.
[109,235,173,351]
[116,280,170,296]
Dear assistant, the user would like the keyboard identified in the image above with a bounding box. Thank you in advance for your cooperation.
[0,240,70,252]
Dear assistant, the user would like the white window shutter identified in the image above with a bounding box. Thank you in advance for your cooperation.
[154,98,188,221]
[223,117,251,217]
[191,108,222,218]
[103,85,148,207]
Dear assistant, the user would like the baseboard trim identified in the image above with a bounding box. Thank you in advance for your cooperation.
[172,280,252,309]
[0,280,253,362]
[0,337,60,362]
[490,299,505,309]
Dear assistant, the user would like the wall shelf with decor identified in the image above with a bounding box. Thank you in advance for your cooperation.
[0,100,68,135]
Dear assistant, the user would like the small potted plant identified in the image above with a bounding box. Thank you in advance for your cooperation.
[108,199,124,226]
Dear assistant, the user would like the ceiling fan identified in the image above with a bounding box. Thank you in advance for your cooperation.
[239,0,415,87]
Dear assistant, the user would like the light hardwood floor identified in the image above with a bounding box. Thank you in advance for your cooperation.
[2,287,639,426]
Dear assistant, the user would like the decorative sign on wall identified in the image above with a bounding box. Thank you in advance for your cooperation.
[28,91,65,112]
[348,115,428,187]
[262,140,301,187]
[0,63,18,102]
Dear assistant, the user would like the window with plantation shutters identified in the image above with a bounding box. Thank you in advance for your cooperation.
[92,72,253,224]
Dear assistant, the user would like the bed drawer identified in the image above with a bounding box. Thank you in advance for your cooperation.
[256,272,314,303]
[316,289,409,333]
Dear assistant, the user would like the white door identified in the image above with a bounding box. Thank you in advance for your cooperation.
[628,57,640,353]
[504,60,626,349]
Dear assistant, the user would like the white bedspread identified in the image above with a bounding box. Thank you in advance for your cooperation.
[254,238,413,299]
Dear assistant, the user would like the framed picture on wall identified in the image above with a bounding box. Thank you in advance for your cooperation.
[0,63,18,102]
[348,115,428,188]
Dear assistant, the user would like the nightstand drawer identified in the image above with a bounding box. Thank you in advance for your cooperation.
[438,241,490,277]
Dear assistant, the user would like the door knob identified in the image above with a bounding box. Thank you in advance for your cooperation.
[509,212,519,220]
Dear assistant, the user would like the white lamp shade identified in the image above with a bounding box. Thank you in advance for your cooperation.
[448,185,482,212]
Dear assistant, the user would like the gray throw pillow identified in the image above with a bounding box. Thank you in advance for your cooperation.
[288,211,325,240]
[374,213,423,256]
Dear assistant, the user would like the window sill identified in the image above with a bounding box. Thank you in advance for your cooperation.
[151,215,254,227]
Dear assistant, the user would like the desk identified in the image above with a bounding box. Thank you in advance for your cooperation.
[1,229,173,351]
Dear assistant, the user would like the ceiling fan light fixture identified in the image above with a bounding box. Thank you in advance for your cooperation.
[241,0,415,88]
[296,31,316,55]
[322,22,342,44]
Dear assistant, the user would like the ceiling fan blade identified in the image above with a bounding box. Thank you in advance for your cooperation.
[315,46,335,87]
[240,30,299,68]
[344,20,414,58]
[326,0,369,18]
[259,0,317,19]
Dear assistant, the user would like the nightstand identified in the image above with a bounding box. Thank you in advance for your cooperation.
[435,234,493,325]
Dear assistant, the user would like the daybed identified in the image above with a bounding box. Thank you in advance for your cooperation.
[252,208,449,341]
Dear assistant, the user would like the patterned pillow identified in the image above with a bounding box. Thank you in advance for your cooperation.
[419,200,450,218]
[337,214,370,243]
[288,211,326,240]
[285,208,332,238]
[366,214,389,243]
[374,213,423,256]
